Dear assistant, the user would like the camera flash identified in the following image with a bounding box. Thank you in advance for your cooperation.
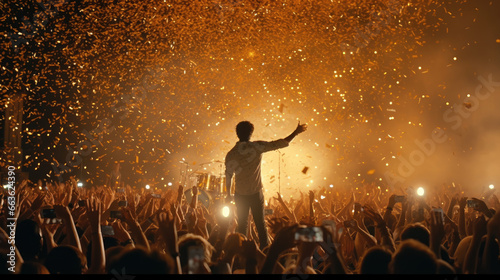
[77,182,83,187]
[489,184,495,190]
[145,184,150,190]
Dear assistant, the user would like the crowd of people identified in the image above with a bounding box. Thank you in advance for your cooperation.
[1,177,499,275]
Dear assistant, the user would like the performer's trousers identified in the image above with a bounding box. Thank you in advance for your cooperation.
[234,190,269,250]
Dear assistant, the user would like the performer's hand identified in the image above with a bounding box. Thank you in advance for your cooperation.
[295,121,308,134]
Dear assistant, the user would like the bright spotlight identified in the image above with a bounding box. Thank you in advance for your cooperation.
[167,182,173,187]
[77,182,83,187]
[145,184,150,190]
[222,206,230,218]
[417,187,425,196]
[489,184,495,190]
[329,184,334,188]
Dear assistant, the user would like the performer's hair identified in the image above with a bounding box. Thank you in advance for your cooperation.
[236,121,254,141]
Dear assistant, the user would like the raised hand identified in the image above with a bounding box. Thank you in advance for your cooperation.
[487,209,500,238]
[30,192,47,212]
[85,198,102,233]
[295,121,308,134]
[157,210,179,256]
[362,205,385,226]
[459,196,468,209]
[470,197,493,218]
[112,220,133,245]
[473,214,488,238]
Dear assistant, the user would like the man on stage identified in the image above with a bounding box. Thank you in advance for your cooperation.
[224,120,307,249]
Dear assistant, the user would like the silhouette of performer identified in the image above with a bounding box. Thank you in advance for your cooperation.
[224,120,307,249]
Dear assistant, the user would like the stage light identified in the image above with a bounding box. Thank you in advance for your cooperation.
[168,182,173,186]
[329,184,334,188]
[145,184,150,190]
[417,187,425,196]
[77,182,83,187]
[222,206,230,217]
[489,184,495,190]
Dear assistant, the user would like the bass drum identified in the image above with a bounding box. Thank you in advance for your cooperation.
[194,173,210,190]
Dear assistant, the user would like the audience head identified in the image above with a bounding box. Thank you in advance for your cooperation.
[19,261,50,274]
[359,246,392,274]
[44,245,87,274]
[15,219,43,261]
[106,246,174,274]
[389,239,438,274]
[178,233,215,273]
[400,222,430,246]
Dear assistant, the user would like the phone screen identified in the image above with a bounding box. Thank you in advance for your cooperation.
[395,195,405,203]
[110,210,123,219]
[187,246,205,274]
[264,208,274,215]
[41,209,56,219]
[118,200,128,207]
[432,208,444,225]
[294,227,324,242]
[101,225,115,236]
[466,200,478,209]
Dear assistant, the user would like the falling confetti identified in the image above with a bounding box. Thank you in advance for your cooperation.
[1,0,499,198]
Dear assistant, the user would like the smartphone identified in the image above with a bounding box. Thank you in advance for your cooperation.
[466,200,478,209]
[151,193,161,199]
[110,210,123,219]
[394,195,405,203]
[264,208,274,215]
[118,200,128,207]
[78,200,86,207]
[343,219,357,228]
[101,225,115,236]
[41,208,56,219]
[116,188,125,193]
[294,226,324,242]
[431,208,444,225]
[187,245,205,274]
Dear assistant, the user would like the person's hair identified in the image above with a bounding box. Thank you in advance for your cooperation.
[106,246,174,274]
[15,219,43,261]
[44,245,87,274]
[359,246,392,274]
[178,233,215,269]
[437,259,456,274]
[400,222,430,246]
[389,239,438,274]
[236,121,254,141]
[86,236,120,267]
[19,261,50,274]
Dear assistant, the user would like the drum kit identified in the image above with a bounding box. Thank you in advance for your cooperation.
[191,172,226,193]
[183,160,232,197]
